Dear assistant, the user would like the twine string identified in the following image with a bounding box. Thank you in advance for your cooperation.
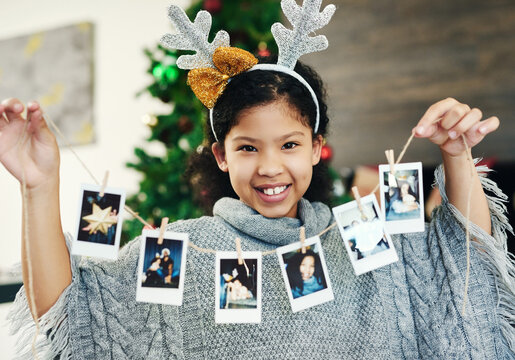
[461,134,475,316]
[16,119,41,360]
[45,113,153,229]
[41,111,474,317]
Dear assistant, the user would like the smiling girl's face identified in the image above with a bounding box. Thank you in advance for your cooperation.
[212,100,322,218]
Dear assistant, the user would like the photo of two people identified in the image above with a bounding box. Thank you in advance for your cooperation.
[141,237,183,289]
[136,231,188,306]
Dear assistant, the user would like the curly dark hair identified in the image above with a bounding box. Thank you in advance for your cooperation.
[285,249,327,295]
[185,55,332,214]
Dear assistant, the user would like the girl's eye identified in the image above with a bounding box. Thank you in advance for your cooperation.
[239,145,257,152]
[282,142,298,150]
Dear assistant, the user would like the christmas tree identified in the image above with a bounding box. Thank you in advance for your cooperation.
[123,0,349,243]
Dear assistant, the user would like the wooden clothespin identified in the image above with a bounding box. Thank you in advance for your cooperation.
[385,149,395,175]
[300,226,306,254]
[384,149,398,188]
[351,186,367,220]
[157,217,169,245]
[99,171,109,198]
[235,237,243,265]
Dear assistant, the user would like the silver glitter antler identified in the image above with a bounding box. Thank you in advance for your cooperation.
[160,5,230,70]
[272,0,336,69]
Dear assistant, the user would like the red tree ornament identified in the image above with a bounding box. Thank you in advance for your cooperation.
[257,41,271,57]
[204,0,222,13]
[320,144,333,162]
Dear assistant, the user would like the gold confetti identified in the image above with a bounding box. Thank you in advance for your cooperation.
[24,33,44,58]
[77,22,92,33]
[39,83,65,107]
[73,121,94,144]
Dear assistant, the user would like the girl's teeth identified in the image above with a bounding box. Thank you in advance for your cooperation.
[263,186,287,195]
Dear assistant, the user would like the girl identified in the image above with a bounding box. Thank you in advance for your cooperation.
[285,249,327,299]
[1,59,513,360]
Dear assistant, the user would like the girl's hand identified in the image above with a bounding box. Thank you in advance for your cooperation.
[413,98,499,157]
[0,98,60,189]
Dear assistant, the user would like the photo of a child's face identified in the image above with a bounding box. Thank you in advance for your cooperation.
[282,246,328,299]
[276,236,334,312]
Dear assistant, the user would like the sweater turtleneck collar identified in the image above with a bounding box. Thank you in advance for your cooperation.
[213,197,333,247]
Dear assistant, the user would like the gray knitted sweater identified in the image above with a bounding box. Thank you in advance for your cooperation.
[9,165,515,359]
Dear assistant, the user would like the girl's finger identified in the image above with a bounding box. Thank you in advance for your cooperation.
[439,103,471,131]
[477,116,500,136]
[28,110,56,145]
[447,108,482,140]
[27,109,44,131]
[461,116,499,148]
[427,128,449,146]
[2,98,26,123]
[468,116,499,142]
[0,104,8,127]
[27,101,40,113]
[0,113,8,131]
[27,101,46,131]
[414,97,459,137]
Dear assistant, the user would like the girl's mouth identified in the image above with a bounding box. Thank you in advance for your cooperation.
[255,184,291,203]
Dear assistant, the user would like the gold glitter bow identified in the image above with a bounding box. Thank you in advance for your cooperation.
[187,47,258,108]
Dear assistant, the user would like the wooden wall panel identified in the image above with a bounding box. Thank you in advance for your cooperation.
[302,0,515,167]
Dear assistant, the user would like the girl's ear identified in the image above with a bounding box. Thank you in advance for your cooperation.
[211,142,229,172]
[311,135,323,166]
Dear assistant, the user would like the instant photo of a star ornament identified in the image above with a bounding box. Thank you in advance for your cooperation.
[72,184,126,260]
[82,203,117,235]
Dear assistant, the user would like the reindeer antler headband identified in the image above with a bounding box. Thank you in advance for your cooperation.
[161,0,336,142]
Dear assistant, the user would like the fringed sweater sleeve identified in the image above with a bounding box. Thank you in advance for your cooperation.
[373,162,515,359]
[8,233,185,359]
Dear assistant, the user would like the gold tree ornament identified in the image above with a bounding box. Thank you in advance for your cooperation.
[82,203,117,235]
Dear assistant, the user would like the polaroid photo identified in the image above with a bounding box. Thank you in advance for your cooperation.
[276,236,334,313]
[72,183,126,260]
[215,251,262,324]
[378,162,425,234]
[136,230,188,306]
[332,195,398,276]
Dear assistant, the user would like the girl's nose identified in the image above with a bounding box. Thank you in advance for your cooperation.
[257,151,283,177]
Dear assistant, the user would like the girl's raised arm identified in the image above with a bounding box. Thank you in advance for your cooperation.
[0,98,71,317]
[413,97,500,234]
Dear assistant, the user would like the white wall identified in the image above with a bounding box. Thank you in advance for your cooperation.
[0,0,190,355]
